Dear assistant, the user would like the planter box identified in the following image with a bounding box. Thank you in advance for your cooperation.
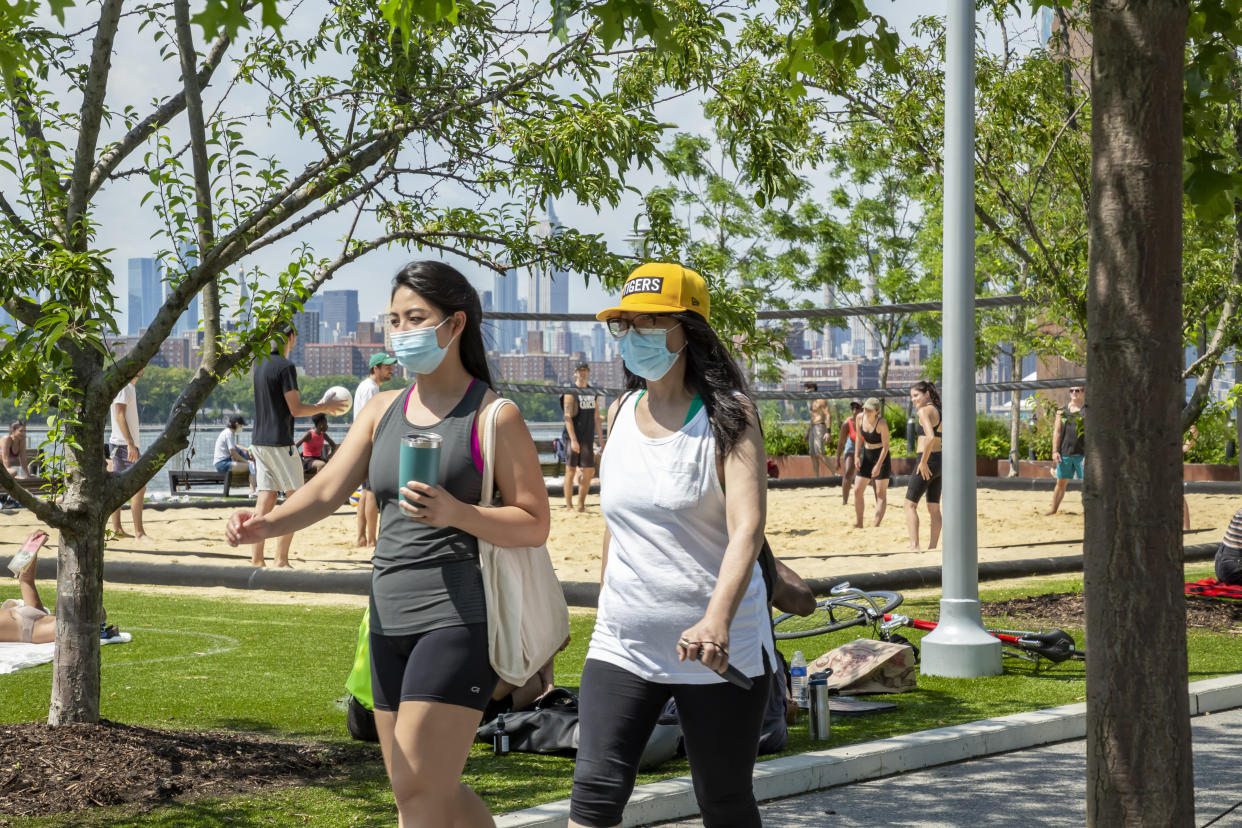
[998,459,1241,482]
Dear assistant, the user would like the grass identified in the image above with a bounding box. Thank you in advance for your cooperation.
[4,564,1238,826]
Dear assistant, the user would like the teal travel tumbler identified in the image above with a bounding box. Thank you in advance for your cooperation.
[399,432,442,504]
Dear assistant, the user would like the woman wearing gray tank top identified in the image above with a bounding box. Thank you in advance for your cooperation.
[225,262,549,826]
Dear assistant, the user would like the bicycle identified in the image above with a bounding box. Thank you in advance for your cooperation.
[772,582,904,641]
[880,614,1086,665]
[772,582,1086,668]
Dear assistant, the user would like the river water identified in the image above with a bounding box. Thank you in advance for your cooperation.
[23,422,566,495]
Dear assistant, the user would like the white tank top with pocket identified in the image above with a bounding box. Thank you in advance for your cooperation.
[587,392,772,683]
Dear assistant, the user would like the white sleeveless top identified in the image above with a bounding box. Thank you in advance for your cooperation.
[587,393,773,683]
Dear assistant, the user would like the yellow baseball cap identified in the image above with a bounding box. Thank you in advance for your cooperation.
[596,262,710,322]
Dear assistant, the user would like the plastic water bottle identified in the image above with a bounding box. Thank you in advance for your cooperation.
[493,713,510,756]
[790,651,808,709]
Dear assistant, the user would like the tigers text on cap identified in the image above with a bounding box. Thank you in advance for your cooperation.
[596,262,710,321]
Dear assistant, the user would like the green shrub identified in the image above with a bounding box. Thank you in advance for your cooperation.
[1186,404,1234,464]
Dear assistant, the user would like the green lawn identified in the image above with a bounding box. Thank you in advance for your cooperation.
[3,564,1238,826]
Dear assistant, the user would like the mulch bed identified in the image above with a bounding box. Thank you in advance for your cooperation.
[0,720,368,819]
[981,592,1242,632]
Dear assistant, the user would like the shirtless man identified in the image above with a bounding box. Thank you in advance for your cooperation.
[804,382,831,478]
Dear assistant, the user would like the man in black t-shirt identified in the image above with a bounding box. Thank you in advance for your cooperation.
[247,329,349,566]
[561,363,605,512]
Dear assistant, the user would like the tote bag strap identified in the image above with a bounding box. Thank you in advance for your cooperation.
[479,397,516,507]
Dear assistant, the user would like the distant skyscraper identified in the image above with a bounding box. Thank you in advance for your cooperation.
[168,241,200,337]
[591,324,607,363]
[290,311,320,366]
[304,294,328,342]
[518,298,529,353]
[553,324,571,355]
[320,290,359,343]
[493,266,521,354]
[0,306,13,331]
[128,258,161,334]
[528,201,570,317]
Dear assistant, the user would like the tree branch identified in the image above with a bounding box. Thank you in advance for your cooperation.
[2,295,41,328]
[173,0,219,365]
[85,29,233,202]
[65,0,124,247]
[0,192,43,245]
[11,83,67,240]
[0,465,67,528]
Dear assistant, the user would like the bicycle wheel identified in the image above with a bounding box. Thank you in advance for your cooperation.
[772,591,904,640]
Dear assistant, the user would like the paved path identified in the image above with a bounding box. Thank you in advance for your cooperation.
[657,707,1242,827]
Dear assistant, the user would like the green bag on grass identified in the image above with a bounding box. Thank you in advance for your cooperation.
[345,608,372,710]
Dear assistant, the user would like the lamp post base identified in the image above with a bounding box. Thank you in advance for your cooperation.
[920,598,1003,677]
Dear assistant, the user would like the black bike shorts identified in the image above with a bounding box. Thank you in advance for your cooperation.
[857,446,891,480]
[369,623,497,712]
[905,452,943,504]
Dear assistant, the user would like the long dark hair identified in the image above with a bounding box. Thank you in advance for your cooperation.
[911,380,942,411]
[391,261,493,388]
[621,311,752,458]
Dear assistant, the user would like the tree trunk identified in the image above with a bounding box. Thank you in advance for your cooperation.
[49,520,106,724]
[1086,2,1193,825]
[1008,349,1021,476]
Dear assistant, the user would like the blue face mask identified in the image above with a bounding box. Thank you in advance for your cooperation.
[390,318,456,375]
[619,325,683,381]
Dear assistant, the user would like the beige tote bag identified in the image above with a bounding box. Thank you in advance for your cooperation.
[478,398,571,686]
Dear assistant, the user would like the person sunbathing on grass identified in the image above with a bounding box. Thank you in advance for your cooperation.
[2,536,117,644]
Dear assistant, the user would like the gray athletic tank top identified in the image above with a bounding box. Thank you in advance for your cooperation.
[369,380,488,636]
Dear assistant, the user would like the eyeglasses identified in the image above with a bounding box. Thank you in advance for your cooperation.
[607,313,678,338]
[1069,387,1083,393]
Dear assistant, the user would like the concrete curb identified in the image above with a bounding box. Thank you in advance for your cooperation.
[495,674,1242,828]
[43,543,1218,604]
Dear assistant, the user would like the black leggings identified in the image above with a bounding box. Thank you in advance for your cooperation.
[569,656,770,828]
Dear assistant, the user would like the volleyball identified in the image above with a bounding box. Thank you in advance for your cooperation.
[321,385,352,415]
[348,487,362,506]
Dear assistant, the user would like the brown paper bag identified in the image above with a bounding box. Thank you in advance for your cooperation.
[808,638,917,695]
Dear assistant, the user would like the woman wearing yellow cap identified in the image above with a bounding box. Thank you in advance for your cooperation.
[569,263,772,828]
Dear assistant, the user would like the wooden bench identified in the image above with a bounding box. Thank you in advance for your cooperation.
[168,465,320,497]
[168,468,249,497]
[534,439,565,478]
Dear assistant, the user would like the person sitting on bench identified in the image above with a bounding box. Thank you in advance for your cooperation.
[214,416,256,495]
[1215,507,1242,586]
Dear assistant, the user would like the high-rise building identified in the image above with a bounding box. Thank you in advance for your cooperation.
[320,290,359,343]
[552,324,572,356]
[0,306,13,331]
[128,258,161,334]
[290,311,320,366]
[518,298,529,353]
[591,324,607,363]
[528,202,570,317]
[168,242,200,337]
[493,265,522,354]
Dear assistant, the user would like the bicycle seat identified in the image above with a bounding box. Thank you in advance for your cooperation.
[1016,629,1077,663]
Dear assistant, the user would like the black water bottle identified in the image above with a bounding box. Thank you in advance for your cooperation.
[493,713,510,756]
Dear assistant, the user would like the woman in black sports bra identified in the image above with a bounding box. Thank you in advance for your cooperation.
[906,380,943,550]
[852,397,892,529]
